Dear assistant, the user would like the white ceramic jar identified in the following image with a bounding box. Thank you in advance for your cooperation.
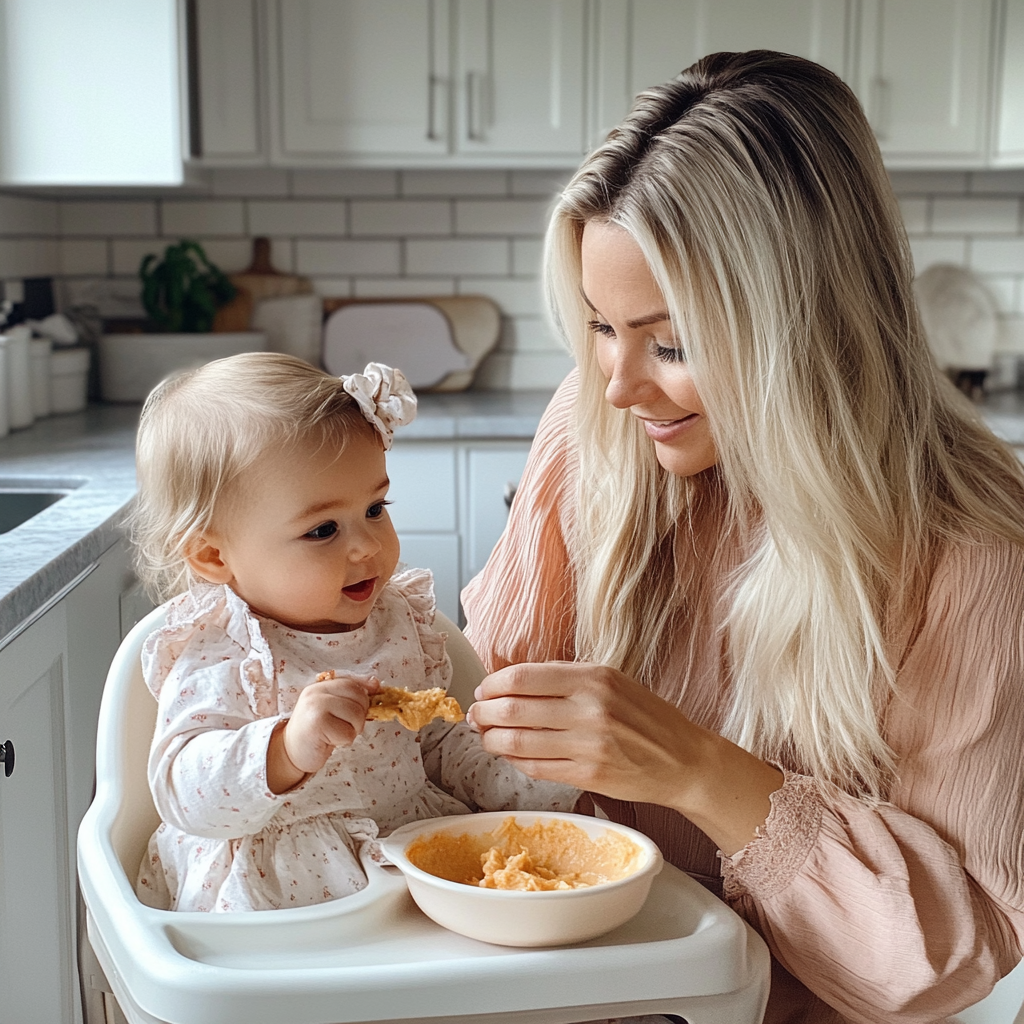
[29,337,52,418]
[0,336,9,437]
[50,347,90,414]
[5,325,34,429]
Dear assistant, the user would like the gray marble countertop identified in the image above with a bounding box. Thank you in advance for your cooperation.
[1,387,1022,645]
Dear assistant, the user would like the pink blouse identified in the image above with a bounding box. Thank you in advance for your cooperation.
[461,373,1024,1024]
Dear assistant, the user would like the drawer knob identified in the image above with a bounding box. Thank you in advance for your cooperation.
[0,739,13,778]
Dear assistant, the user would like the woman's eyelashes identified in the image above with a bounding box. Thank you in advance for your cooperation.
[586,319,686,363]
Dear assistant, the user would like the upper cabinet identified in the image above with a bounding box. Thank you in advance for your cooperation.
[590,0,852,148]
[0,0,183,185]
[265,0,585,165]
[850,0,995,166]
[190,0,1024,171]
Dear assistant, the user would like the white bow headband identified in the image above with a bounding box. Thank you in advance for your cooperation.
[340,362,417,450]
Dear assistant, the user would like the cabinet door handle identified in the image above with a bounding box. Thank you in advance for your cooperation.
[466,70,486,141]
[0,739,14,777]
[427,74,446,141]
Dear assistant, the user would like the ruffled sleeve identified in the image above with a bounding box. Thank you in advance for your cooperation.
[144,585,290,840]
[721,541,1024,1022]
[461,372,579,668]
[387,565,451,689]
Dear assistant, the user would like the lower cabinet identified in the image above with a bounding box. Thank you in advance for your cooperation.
[0,538,148,1024]
[388,439,532,623]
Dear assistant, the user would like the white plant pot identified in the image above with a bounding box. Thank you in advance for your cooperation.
[99,332,267,403]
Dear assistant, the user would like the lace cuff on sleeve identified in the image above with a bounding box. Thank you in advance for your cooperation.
[721,770,824,902]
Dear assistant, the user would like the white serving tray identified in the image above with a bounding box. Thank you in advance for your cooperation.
[84,855,769,1024]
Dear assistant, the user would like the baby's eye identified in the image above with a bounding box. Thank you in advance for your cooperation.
[304,521,338,540]
[366,500,392,520]
[587,319,615,338]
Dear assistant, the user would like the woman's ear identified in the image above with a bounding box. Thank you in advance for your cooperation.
[184,537,234,586]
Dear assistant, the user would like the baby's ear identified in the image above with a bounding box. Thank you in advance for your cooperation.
[184,537,234,586]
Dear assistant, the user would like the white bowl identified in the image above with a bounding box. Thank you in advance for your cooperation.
[379,811,663,947]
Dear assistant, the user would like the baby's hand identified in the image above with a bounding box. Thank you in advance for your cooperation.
[267,671,379,791]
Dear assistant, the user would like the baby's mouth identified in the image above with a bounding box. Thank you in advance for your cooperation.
[342,577,377,602]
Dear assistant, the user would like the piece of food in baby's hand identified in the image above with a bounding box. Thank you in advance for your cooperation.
[314,671,464,730]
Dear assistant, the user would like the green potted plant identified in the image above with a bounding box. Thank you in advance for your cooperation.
[98,240,266,402]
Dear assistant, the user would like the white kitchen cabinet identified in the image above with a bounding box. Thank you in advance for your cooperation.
[589,0,852,146]
[192,0,265,163]
[267,0,584,164]
[851,0,995,166]
[995,0,1024,165]
[454,0,586,158]
[387,439,531,622]
[0,540,144,1024]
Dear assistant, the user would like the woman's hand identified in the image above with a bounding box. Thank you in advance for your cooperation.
[467,661,783,856]
[267,672,380,793]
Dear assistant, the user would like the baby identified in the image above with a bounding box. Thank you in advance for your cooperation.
[129,353,577,912]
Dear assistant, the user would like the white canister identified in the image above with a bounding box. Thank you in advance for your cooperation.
[5,325,34,429]
[29,337,52,418]
[50,347,90,414]
[0,336,9,438]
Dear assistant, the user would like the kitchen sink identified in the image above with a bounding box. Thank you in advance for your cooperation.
[0,479,83,535]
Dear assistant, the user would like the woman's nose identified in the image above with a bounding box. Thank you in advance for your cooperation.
[603,345,656,409]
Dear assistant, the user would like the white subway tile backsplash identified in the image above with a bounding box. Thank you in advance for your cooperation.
[498,316,563,353]
[162,200,245,237]
[401,170,508,196]
[457,277,544,316]
[474,350,575,389]
[931,198,1020,234]
[193,238,255,273]
[112,237,164,276]
[210,168,290,197]
[971,238,1024,275]
[291,169,399,197]
[908,237,968,274]
[0,238,58,277]
[353,277,455,297]
[59,239,108,276]
[0,195,59,236]
[455,200,551,236]
[61,201,157,237]
[888,171,969,195]
[351,200,451,237]
[296,239,401,276]
[249,200,348,237]
[406,239,509,275]
[310,277,352,297]
[896,197,928,234]
[512,238,544,276]
[510,170,571,197]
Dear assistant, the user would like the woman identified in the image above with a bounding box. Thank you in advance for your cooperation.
[463,51,1024,1024]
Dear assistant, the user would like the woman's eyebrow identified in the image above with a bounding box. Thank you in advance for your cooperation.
[579,287,670,329]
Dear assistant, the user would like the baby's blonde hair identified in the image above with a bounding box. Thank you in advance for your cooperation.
[128,352,370,602]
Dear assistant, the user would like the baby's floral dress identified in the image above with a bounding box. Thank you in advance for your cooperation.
[136,568,578,912]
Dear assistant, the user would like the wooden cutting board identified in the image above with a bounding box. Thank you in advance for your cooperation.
[213,237,314,332]
[321,295,501,390]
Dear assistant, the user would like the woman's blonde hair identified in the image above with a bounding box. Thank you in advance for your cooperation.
[547,51,1024,798]
[128,352,369,602]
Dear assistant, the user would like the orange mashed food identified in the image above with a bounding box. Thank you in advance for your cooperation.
[405,816,642,891]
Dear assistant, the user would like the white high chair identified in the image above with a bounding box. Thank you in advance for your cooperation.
[78,605,770,1024]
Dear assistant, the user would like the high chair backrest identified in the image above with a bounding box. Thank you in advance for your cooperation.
[95,606,487,885]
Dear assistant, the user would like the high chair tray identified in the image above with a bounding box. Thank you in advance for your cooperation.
[82,857,769,1024]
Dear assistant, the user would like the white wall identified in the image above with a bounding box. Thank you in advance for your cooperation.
[1,166,1023,390]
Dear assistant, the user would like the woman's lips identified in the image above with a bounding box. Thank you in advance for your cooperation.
[641,413,699,443]
[342,577,378,602]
